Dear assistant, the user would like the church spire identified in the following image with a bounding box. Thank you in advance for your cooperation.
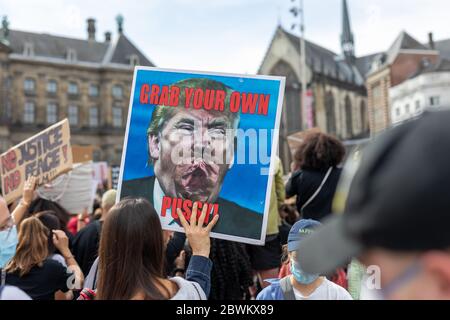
[341,0,355,60]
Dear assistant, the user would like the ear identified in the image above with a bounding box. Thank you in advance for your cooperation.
[422,251,450,298]
[148,135,160,161]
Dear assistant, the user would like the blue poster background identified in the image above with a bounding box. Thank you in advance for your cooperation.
[122,68,282,214]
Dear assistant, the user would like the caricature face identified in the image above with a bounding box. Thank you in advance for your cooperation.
[149,107,237,203]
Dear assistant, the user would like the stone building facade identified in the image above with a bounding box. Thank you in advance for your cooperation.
[0,16,154,165]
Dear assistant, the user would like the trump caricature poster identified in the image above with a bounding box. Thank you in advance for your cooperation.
[118,67,285,245]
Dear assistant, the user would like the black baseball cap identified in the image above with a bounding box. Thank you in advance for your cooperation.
[297,110,450,275]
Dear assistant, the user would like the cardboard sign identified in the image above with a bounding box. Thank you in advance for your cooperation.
[1,119,73,204]
[117,67,285,245]
[72,145,94,163]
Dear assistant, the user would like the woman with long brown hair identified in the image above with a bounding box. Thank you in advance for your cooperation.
[95,198,218,300]
[4,216,84,300]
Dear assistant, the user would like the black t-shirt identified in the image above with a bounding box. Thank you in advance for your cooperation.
[286,168,342,221]
[5,259,72,300]
[72,220,102,276]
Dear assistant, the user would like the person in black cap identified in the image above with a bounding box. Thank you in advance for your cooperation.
[297,110,450,300]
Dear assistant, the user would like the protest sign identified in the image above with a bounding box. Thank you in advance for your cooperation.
[92,161,108,188]
[111,166,121,190]
[117,67,285,245]
[72,145,94,163]
[37,162,97,215]
[1,119,73,204]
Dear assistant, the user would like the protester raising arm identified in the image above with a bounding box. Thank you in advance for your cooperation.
[177,204,219,298]
[11,176,37,226]
[52,229,84,297]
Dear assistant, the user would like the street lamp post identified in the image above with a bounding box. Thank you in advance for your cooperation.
[290,0,309,130]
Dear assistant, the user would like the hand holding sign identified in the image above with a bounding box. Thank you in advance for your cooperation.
[177,202,219,258]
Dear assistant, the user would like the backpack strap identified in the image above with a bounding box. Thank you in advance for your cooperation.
[301,167,333,213]
[279,276,296,300]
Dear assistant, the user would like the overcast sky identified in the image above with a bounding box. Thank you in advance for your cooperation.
[2,0,449,74]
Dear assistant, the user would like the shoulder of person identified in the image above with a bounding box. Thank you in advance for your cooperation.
[289,170,304,181]
[74,219,101,240]
[42,258,69,273]
[256,278,282,300]
[169,276,206,300]
[84,257,100,290]
[0,286,32,300]
[323,279,353,300]
[49,254,67,268]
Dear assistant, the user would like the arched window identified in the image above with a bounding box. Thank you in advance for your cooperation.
[345,95,353,137]
[270,60,302,134]
[270,60,301,171]
[360,100,368,134]
[325,91,336,135]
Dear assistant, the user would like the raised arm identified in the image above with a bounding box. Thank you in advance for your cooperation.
[12,176,36,225]
[53,229,85,292]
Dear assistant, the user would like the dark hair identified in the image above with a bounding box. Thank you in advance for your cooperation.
[297,132,345,171]
[35,211,61,255]
[96,198,169,300]
[209,239,254,300]
[26,198,70,233]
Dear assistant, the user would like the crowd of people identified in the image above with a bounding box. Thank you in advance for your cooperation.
[1,110,450,300]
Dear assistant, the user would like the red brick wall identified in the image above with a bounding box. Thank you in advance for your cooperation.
[390,53,439,86]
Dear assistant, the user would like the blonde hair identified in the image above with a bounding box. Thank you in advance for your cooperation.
[101,189,117,210]
[5,216,49,277]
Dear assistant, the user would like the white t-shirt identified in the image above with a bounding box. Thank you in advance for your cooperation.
[169,277,207,300]
[0,286,32,300]
[292,278,353,300]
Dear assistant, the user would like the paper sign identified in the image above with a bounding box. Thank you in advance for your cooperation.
[117,67,285,245]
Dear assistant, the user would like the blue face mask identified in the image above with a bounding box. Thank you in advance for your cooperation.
[291,259,319,285]
[0,225,18,269]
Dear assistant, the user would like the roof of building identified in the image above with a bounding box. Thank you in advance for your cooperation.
[5,29,154,67]
[280,27,374,86]
[354,52,380,78]
[432,38,450,60]
[385,31,430,65]
[366,31,444,76]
